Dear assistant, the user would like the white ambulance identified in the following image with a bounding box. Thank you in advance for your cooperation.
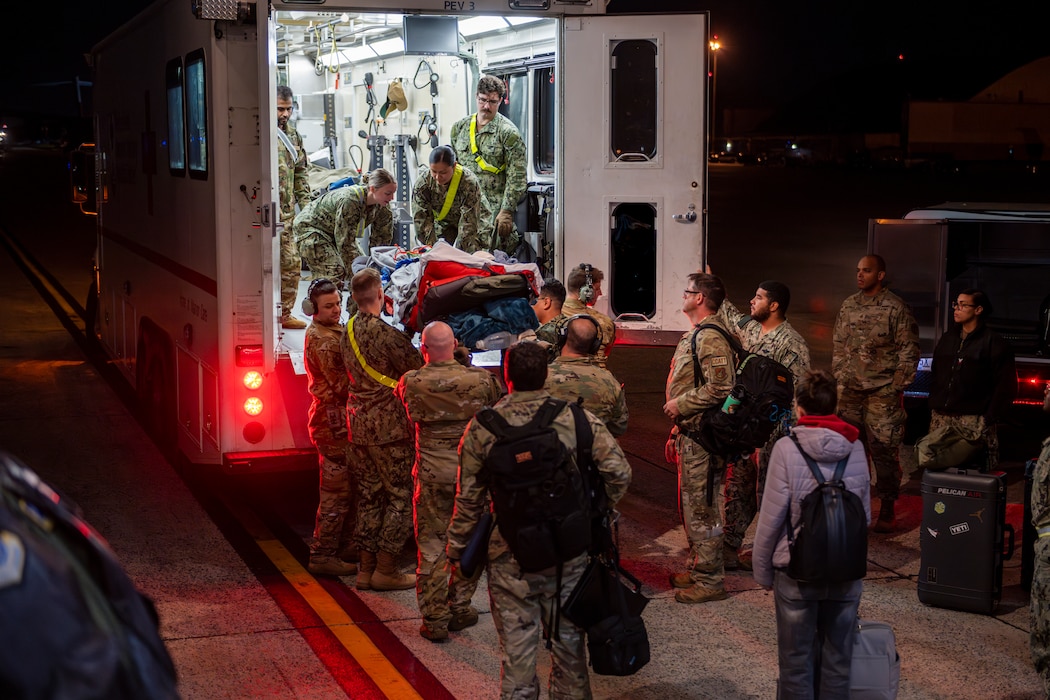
[74,0,710,469]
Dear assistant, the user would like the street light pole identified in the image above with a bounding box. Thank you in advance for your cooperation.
[709,38,721,156]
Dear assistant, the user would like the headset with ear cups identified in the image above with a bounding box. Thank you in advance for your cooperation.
[301,277,336,316]
[557,314,602,355]
[578,263,595,305]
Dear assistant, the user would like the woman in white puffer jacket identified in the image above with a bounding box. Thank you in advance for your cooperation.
[752,369,872,700]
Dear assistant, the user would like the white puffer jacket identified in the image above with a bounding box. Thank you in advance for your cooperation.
[752,422,872,589]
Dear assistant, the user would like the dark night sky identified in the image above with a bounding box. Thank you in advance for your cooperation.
[1,1,1045,119]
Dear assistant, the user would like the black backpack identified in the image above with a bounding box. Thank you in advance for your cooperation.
[785,435,869,583]
[0,452,179,699]
[476,398,593,572]
[681,323,795,457]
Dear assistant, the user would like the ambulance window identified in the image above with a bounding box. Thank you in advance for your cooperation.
[185,50,208,179]
[165,58,185,175]
[534,66,555,175]
[499,73,527,138]
[609,40,657,162]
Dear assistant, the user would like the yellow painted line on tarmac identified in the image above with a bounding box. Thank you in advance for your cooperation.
[0,227,84,331]
[224,495,423,700]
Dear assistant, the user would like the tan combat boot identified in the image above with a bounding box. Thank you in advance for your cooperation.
[448,607,479,631]
[674,584,729,604]
[281,315,307,330]
[669,571,693,589]
[723,544,741,571]
[370,550,416,591]
[356,550,377,590]
[308,555,357,577]
[873,499,897,534]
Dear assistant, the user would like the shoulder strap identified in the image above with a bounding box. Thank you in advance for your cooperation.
[568,401,594,479]
[469,114,505,173]
[275,127,296,155]
[347,315,398,388]
[697,322,746,358]
[434,163,463,221]
[476,398,566,440]
[790,434,850,485]
[475,406,510,438]
[690,322,744,389]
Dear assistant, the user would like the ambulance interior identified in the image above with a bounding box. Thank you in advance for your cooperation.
[276,11,555,266]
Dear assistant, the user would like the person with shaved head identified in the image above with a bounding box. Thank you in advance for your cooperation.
[396,321,502,642]
[833,254,919,533]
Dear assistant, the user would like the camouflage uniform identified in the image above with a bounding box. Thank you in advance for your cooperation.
[341,312,423,555]
[666,315,736,590]
[450,112,526,252]
[411,164,486,253]
[832,288,920,502]
[395,359,502,634]
[294,185,394,291]
[304,320,356,557]
[278,122,311,318]
[447,390,632,699]
[1032,435,1050,697]
[928,412,999,471]
[544,356,628,437]
[535,314,568,363]
[717,300,811,551]
[562,299,615,371]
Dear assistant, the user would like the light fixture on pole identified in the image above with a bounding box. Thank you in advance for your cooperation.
[709,37,721,155]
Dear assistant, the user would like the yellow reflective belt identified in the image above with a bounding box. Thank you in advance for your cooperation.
[469,114,505,174]
[433,164,463,221]
[1038,525,1050,539]
[347,314,398,388]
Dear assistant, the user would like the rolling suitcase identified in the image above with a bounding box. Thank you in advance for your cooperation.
[918,469,1015,614]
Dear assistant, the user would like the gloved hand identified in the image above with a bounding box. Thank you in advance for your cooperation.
[495,209,515,238]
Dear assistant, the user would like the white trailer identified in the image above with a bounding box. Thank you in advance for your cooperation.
[77,0,710,469]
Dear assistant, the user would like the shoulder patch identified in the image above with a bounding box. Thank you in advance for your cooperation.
[711,356,729,367]
[714,367,729,381]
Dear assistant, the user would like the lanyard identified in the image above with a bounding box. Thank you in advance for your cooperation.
[469,114,505,174]
[347,315,398,388]
[434,164,463,221]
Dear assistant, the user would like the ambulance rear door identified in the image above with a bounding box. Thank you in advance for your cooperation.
[560,12,708,345]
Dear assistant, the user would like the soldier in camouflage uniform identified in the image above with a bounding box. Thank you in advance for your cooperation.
[663,272,736,604]
[928,289,1016,471]
[533,278,566,341]
[1030,384,1050,697]
[411,146,485,253]
[295,168,397,302]
[717,281,811,570]
[833,255,920,533]
[396,321,502,642]
[544,315,628,437]
[446,341,632,699]
[303,278,358,578]
[449,75,526,253]
[563,265,615,370]
[341,269,424,591]
[276,86,312,330]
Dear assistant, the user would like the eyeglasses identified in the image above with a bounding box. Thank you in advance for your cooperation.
[477,96,501,106]
[951,301,975,309]
[683,289,702,297]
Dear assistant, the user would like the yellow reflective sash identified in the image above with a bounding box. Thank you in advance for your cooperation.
[469,114,505,174]
[433,164,463,221]
[1039,525,1050,539]
[347,314,398,388]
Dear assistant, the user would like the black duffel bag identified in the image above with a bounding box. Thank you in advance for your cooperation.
[564,538,650,676]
